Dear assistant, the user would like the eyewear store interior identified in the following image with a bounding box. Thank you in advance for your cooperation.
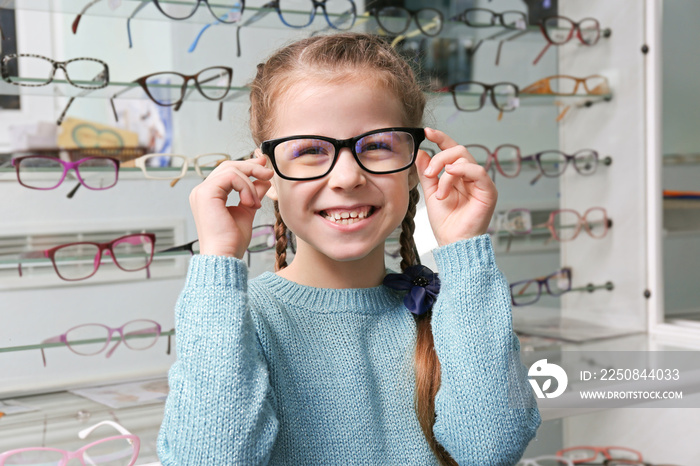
[0,0,699,465]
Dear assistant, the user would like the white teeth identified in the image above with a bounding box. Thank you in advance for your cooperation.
[323,207,373,224]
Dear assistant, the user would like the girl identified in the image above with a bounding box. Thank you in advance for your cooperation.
[158,33,540,465]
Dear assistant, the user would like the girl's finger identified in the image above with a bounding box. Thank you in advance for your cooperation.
[424,127,459,151]
[443,161,497,196]
[424,145,476,177]
[415,150,439,199]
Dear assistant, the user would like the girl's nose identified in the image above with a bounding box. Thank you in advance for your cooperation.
[326,148,366,190]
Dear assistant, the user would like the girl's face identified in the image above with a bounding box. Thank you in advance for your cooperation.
[264,77,418,267]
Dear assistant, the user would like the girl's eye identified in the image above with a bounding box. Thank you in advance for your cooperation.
[361,142,392,152]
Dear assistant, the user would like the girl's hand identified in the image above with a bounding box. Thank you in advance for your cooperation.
[189,156,273,258]
[415,127,497,247]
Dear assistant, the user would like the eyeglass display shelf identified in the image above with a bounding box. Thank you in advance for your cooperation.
[0,0,610,45]
[0,386,165,465]
[0,77,614,111]
[0,329,175,355]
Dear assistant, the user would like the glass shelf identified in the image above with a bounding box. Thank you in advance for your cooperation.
[0,77,248,102]
[0,0,614,47]
[0,329,175,354]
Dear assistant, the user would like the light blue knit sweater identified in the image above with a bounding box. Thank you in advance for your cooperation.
[157,235,540,465]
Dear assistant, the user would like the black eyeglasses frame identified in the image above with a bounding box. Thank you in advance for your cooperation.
[261,127,426,181]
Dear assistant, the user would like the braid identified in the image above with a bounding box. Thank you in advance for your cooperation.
[273,201,288,271]
[399,187,420,272]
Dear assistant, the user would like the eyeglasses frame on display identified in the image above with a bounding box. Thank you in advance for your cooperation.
[509,267,573,307]
[367,6,444,37]
[0,420,140,466]
[134,152,231,187]
[535,207,612,243]
[521,149,601,185]
[110,66,233,122]
[11,154,120,199]
[261,127,426,181]
[446,81,520,119]
[557,445,643,464]
[0,54,109,125]
[17,232,156,282]
[40,319,165,367]
[463,143,523,179]
[533,15,611,65]
[232,0,357,57]
[450,7,528,29]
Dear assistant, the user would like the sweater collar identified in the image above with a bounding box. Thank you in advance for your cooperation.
[253,271,403,314]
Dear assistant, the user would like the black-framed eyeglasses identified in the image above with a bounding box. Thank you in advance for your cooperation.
[368,6,443,37]
[447,81,520,113]
[451,8,528,30]
[261,127,425,181]
[110,66,232,122]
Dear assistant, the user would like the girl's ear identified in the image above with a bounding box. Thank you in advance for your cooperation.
[255,148,279,201]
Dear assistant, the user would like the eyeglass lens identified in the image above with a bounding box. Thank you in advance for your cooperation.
[51,234,154,280]
[375,7,442,36]
[155,0,244,22]
[272,130,416,179]
[542,16,600,45]
[278,0,355,29]
[451,82,518,112]
[2,56,107,88]
[15,156,118,190]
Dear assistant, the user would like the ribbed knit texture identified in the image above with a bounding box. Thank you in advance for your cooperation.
[157,235,540,465]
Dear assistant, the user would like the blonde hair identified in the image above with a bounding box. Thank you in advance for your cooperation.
[249,33,455,466]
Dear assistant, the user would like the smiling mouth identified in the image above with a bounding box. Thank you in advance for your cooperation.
[318,206,376,225]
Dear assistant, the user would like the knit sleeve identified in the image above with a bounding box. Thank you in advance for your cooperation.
[430,235,540,465]
[157,255,279,465]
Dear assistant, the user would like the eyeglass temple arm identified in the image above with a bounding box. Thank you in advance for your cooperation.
[57,69,107,126]
[235,1,276,57]
[189,5,244,53]
[127,0,152,48]
[533,42,551,65]
[495,29,528,66]
[79,420,135,440]
[40,336,62,367]
[167,328,174,355]
[17,250,48,277]
[110,80,139,122]
[72,0,103,34]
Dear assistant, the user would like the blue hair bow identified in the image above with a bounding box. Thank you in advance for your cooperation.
[383,265,440,316]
